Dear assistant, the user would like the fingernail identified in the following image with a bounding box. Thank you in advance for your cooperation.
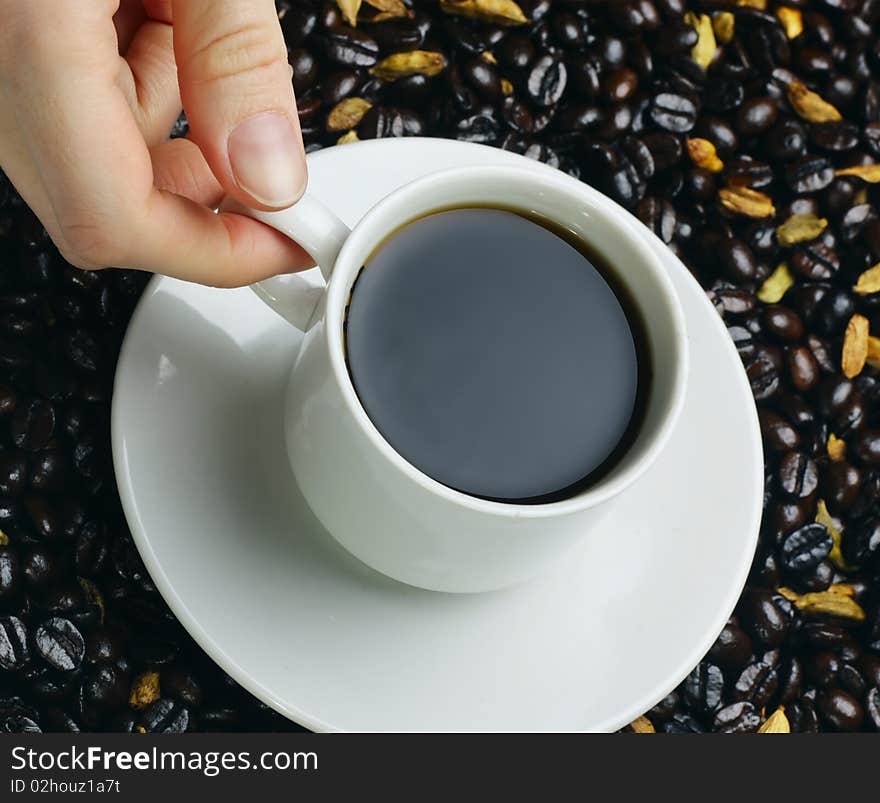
[228,112,306,208]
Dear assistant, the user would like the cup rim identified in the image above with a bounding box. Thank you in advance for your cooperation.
[322,165,689,519]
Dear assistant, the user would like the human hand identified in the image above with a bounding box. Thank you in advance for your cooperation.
[0,0,312,286]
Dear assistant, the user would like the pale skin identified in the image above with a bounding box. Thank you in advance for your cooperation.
[0,0,313,287]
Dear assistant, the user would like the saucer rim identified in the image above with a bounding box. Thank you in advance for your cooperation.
[111,138,763,732]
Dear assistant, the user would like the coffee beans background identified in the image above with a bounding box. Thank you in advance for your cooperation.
[2,0,880,733]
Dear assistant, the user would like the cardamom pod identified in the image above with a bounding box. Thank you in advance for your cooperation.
[827,434,846,462]
[687,138,724,172]
[787,80,842,123]
[439,0,527,26]
[327,98,373,131]
[816,500,858,572]
[712,12,735,45]
[335,0,361,27]
[78,577,105,625]
[853,263,880,295]
[776,7,803,39]
[718,185,776,218]
[628,715,655,733]
[370,50,448,80]
[795,591,866,621]
[868,335,880,368]
[501,78,513,96]
[758,707,790,733]
[684,12,716,70]
[835,164,880,183]
[757,263,794,304]
[841,313,869,378]
[776,213,828,246]
[336,130,360,145]
[736,0,767,8]
[129,671,161,709]
[0,529,7,546]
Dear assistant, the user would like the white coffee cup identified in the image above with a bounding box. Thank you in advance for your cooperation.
[223,164,688,593]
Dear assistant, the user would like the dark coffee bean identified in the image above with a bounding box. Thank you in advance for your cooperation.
[768,501,810,539]
[647,691,679,724]
[138,698,192,733]
[85,627,124,665]
[22,547,64,590]
[321,26,379,68]
[527,55,567,107]
[704,77,744,114]
[841,204,878,243]
[366,19,424,53]
[462,56,502,102]
[23,496,59,540]
[810,121,860,152]
[717,237,757,282]
[842,517,880,566]
[781,523,832,571]
[806,334,835,374]
[787,698,820,733]
[707,619,754,671]
[866,687,880,731]
[747,352,781,401]
[838,663,867,699]
[650,92,697,133]
[733,656,779,709]
[791,242,840,281]
[163,666,204,708]
[279,3,317,47]
[35,617,84,672]
[321,70,361,106]
[777,655,804,705]
[786,345,819,392]
[853,430,880,466]
[817,687,864,731]
[682,662,724,715]
[662,712,706,733]
[740,590,790,647]
[81,664,129,711]
[0,546,21,600]
[736,97,778,136]
[823,462,862,515]
[806,651,841,687]
[603,68,638,104]
[724,158,774,188]
[10,399,55,451]
[28,450,66,493]
[0,615,29,671]
[763,306,803,341]
[289,49,318,96]
[713,701,761,733]
[777,451,819,499]
[0,452,28,497]
[785,155,836,194]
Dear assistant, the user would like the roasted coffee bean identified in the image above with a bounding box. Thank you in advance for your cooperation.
[10,399,55,451]
[781,523,832,571]
[138,698,192,733]
[650,92,697,133]
[791,241,840,281]
[763,306,804,342]
[823,462,862,514]
[786,346,819,392]
[842,517,880,566]
[777,452,819,500]
[35,617,84,672]
[747,351,781,401]
[853,431,880,466]
[768,501,810,540]
[713,701,761,733]
[527,55,567,108]
[777,655,804,705]
[736,97,778,137]
[806,651,841,687]
[0,452,28,497]
[321,26,379,68]
[817,688,864,731]
[0,547,21,600]
[733,655,780,709]
[866,687,880,732]
[662,712,706,734]
[717,237,757,283]
[289,49,317,96]
[163,666,204,708]
[739,590,790,648]
[707,619,754,671]
[682,662,724,715]
[0,615,29,671]
[785,155,836,195]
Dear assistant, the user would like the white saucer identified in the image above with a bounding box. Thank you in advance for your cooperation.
[112,139,762,732]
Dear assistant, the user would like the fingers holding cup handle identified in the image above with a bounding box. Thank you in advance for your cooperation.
[219,195,351,330]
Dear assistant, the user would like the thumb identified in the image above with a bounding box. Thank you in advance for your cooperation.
[173,0,306,210]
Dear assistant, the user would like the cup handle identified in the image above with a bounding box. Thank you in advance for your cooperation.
[219,194,352,330]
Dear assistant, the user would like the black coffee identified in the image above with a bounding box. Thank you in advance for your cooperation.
[344,208,649,503]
